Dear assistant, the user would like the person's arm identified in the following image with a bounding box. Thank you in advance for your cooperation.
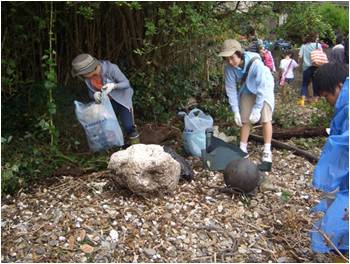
[269,51,276,72]
[224,66,239,113]
[107,62,130,89]
[293,59,299,68]
[250,61,266,113]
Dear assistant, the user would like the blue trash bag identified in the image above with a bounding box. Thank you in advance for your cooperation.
[311,190,349,253]
[180,108,213,157]
[74,94,124,152]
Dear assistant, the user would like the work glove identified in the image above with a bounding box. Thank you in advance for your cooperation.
[249,110,261,124]
[234,112,242,127]
[102,83,117,95]
[93,91,102,104]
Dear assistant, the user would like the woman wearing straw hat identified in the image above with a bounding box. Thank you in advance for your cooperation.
[218,39,275,171]
[71,54,139,145]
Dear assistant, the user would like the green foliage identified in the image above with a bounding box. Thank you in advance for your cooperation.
[230,2,277,38]
[274,105,298,129]
[1,59,19,96]
[42,2,58,147]
[1,135,60,195]
[310,98,333,127]
[42,49,58,146]
[293,137,326,151]
[281,190,291,202]
[316,3,349,35]
[277,3,336,44]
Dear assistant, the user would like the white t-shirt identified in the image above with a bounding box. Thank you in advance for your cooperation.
[279,58,298,79]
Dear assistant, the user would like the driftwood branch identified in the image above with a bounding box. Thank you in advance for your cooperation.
[313,224,349,262]
[271,127,327,140]
[250,134,319,164]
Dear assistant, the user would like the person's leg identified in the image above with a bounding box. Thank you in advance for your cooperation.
[259,103,273,171]
[262,122,272,145]
[111,100,139,143]
[239,93,254,154]
[299,68,312,106]
[310,66,320,102]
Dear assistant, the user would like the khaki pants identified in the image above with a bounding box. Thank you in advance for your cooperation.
[240,93,273,123]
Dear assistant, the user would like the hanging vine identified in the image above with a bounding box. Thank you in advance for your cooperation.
[41,1,58,147]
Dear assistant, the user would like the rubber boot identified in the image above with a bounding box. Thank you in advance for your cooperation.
[297,96,305,107]
[128,131,140,145]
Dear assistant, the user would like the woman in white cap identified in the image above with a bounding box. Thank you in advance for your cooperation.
[218,39,275,171]
[71,54,139,144]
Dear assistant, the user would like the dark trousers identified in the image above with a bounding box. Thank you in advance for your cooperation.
[110,99,136,136]
[300,66,319,97]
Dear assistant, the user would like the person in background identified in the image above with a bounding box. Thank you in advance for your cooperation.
[298,33,322,106]
[71,54,140,145]
[218,39,275,171]
[311,62,349,258]
[258,45,276,73]
[279,51,299,85]
[330,35,346,64]
[311,35,349,67]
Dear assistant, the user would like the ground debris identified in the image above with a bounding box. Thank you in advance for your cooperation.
[1,142,331,263]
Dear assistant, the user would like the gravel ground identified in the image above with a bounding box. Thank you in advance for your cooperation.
[1,144,332,263]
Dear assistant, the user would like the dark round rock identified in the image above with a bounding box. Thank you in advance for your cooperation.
[223,159,260,193]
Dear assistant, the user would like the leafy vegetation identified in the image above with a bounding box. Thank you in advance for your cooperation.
[277,2,336,43]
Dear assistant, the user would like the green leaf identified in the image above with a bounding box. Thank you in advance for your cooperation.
[48,102,56,114]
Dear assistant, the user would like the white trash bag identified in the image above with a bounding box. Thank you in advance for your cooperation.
[180,108,213,157]
[74,94,124,152]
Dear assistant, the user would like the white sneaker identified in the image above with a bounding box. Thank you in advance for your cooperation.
[262,152,272,163]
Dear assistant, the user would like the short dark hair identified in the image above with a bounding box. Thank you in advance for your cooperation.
[234,50,244,59]
[304,32,317,43]
[314,63,349,94]
[336,35,343,45]
[283,51,293,59]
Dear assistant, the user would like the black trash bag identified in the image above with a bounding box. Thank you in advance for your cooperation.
[163,146,194,182]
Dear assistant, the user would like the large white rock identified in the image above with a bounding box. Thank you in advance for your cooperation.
[108,144,181,196]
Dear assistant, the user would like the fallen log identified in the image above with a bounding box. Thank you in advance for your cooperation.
[249,134,319,164]
[254,126,328,140]
[271,126,328,140]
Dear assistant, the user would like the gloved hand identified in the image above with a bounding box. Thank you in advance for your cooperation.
[234,112,242,127]
[102,83,117,95]
[249,110,261,124]
[93,91,102,104]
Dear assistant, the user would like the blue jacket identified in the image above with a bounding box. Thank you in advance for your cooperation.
[224,51,275,114]
[311,77,349,253]
[85,60,134,110]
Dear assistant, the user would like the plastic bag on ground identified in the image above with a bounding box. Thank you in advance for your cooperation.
[181,108,213,157]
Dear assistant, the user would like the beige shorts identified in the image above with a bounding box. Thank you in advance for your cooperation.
[240,93,273,123]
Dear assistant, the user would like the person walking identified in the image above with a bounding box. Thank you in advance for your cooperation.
[298,33,322,106]
[218,39,275,171]
[279,51,299,85]
[71,54,140,145]
[258,45,276,73]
